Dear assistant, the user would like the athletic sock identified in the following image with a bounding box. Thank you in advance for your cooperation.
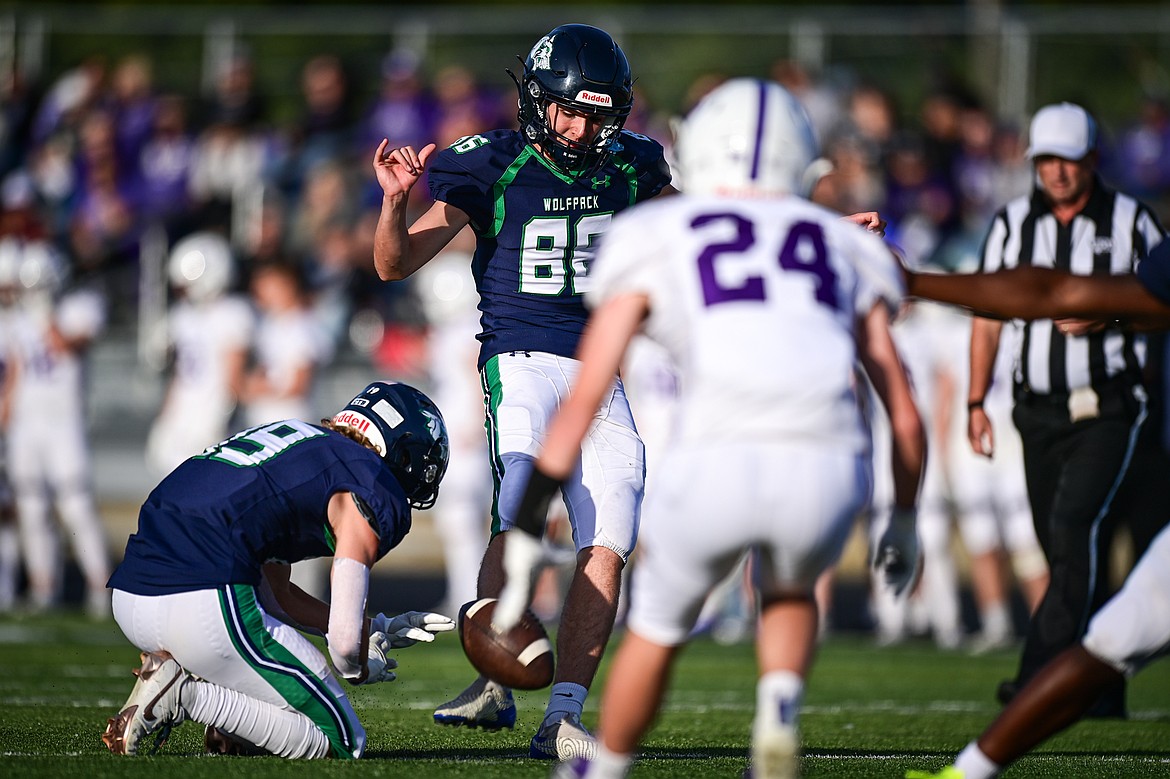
[755,669,804,731]
[182,678,333,758]
[953,741,1001,779]
[543,681,588,725]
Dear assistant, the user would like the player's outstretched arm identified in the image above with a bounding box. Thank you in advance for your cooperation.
[908,266,1170,327]
[371,140,470,281]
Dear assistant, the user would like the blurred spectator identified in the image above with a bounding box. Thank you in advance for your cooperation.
[200,50,267,132]
[69,109,141,313]
[106,54,158,170]
[30,55,107,147]
[432,63,505,148]
[360,48,436,153]
[1111,94,1170,207]
[137,94,196,234]
[771,58,843,146]
[275,54,357,200]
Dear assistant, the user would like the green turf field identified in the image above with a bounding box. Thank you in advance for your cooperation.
[1,613,1167,777]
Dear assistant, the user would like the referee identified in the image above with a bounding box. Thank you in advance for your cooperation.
[967,102,1167,719]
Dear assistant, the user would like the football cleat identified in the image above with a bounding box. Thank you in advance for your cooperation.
[101,651,188,755]
[905,768,965,779]
[750,725,799,779]
[530,712,597,761]
[433,676,517,730]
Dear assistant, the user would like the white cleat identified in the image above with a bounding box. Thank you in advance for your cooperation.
[101,651,188,755]
[530,712,597,761]
[433,676,516,730]
[751,725,799,779]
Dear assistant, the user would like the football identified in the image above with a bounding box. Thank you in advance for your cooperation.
[459,598,554,690]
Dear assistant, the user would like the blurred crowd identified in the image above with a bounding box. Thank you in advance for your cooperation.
[3,46,1170,628]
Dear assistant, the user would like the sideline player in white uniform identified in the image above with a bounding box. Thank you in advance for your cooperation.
[102,382,455,759]
[415,247,491,614]
[904,243,1170,779]
[2,238,111,616]
[146,231,254,477]
[495,78,926,779]
[240,261,333,429]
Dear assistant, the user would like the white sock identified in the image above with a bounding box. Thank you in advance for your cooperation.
[584,743,632,779]
[981,603,1011,639]
[182,678,332,758]
[544,681,588,725]
[953,742,1001,779]
[0,523,19,609]
[755,670,804,731]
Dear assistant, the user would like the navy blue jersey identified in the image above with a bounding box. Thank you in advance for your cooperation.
[428,129,671,368]
[1138,239,1170,306]
[108,419,411,596]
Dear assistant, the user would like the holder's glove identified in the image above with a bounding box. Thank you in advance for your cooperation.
[370,611,456,648]
[360,631,398,684]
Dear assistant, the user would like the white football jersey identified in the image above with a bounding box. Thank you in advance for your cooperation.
[589,194,903,451]
[168,295,254,407]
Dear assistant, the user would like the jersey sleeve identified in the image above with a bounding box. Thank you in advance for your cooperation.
[586,203,670,309]
[1137,240,1170,307]
[613,132,672,203]
[427,144,494,232]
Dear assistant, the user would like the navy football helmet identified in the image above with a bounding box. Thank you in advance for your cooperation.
[511,24,634,176]
[332,382,450,510]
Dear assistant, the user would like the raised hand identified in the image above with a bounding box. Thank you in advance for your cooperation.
[372,139,437,199]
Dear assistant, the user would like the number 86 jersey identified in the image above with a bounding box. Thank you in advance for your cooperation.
[427,129,671,370]
[589,194,905,452]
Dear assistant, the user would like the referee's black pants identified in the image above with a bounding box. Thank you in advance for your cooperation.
[1010,382,1147,718]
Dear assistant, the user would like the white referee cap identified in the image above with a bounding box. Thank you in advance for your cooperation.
[1026,102,1097,161]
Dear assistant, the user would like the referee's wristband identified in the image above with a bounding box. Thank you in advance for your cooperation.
[967,399,985,412]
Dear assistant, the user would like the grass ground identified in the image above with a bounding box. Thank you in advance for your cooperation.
[1,612,1168,778]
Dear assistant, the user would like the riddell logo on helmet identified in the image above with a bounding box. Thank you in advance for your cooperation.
[333,411,371,434]
[576,90,613,107]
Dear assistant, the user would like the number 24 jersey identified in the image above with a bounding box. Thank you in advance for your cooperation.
[589,195,905,451]
[428,129,671,369]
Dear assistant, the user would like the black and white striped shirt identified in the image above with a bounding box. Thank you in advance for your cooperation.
[980,177,1165,395]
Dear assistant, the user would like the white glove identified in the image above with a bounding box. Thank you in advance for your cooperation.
[492,530,547,633]
[871,507,921,598]
[361,631,398,684]
[370,611,457,648]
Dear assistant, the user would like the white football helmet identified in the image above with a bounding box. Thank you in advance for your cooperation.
[168,231,235,303]
[674,78,817,197]
[18,241,67,293]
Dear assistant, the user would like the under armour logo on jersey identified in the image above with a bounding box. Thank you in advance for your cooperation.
[590,174,612,190]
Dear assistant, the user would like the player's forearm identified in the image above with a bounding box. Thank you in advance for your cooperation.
[373,194,414,281]
[968,317,1001,403]
[908,267,1067,320]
